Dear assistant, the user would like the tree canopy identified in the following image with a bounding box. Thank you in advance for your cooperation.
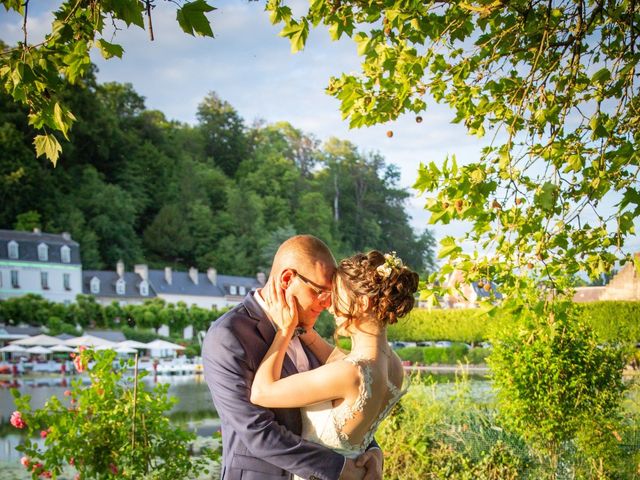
[266,0,639,299]
[0,72,436,275]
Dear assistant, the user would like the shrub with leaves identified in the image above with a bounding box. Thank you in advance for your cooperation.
[488,299,628,476]
[10,348,215,479]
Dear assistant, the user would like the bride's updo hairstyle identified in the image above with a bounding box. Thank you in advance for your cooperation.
[332,250,419,326]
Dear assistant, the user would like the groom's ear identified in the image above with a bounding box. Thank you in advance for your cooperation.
[280,269,294,289]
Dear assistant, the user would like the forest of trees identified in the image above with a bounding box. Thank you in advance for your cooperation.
[0,64,436,277]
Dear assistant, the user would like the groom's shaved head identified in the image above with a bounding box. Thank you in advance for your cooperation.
[271,235,336,278]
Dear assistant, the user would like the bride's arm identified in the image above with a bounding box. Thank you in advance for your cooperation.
[250,283,356,408]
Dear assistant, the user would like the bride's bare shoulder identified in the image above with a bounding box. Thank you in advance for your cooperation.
[326,347,348,364]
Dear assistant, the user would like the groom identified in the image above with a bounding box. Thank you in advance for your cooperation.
[202,235,383,480]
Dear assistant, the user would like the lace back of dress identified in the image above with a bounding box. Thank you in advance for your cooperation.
[331,356,406,452]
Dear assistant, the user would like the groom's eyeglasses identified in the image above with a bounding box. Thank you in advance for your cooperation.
[292,271,332,302]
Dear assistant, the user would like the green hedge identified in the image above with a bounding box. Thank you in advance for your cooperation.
[388,301,640,344]
[395,344,491,365]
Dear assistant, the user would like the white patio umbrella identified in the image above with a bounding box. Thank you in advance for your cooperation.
[114,345,138,354]
[0,344,27,353]
[49,344,75,353]
[145,339,186,350]
[64,335,115,348]
[25,346,53,355]
[117,340,149,350]
[10,334,61,346]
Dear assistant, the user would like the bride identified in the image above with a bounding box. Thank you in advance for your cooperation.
[251,250,419,476]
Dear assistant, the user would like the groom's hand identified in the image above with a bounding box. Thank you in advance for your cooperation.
[356,448,383,480]
[339,458,365,480]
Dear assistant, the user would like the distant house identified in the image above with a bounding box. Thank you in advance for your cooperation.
[83,260,155,306]
[573,254,640,303]
[84,262,264,310]
[0,229,83,304]
[442,269,503,309]
[147,266,264,309]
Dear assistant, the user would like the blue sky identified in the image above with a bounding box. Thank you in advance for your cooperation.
[1,0,638,257]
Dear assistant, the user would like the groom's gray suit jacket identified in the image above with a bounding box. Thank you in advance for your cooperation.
[203,292,345,480]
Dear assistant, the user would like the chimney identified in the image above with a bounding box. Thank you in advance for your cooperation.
[62,232,71,241]
[189,267,199,285]
[33,228,41,234]
[134,264,148,281]
[257,272,266,285]
[164,267,172,285]
[207,267,217,285]
[116,260,125,278]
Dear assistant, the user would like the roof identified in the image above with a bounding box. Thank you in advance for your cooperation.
[148,270,227,297]
[0,324,44,336]
[85,330,127,343]
[0,229,81,264]
[83,271,156,299]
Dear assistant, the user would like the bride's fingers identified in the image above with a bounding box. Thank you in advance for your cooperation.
[284,288,298,323]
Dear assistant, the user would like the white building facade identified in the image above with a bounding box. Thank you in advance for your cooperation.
[0,229,83,304]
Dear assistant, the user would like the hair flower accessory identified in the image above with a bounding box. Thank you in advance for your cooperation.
[377,251,403,278]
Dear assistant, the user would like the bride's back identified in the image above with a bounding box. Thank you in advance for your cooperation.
[300,350,404,456]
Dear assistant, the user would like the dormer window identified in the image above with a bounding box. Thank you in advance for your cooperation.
[230,285,238,295]
[90,277,100,294]
[116,278,126,295]
[139,280,149,296]
[38,243,49,261]
[8,241,19,259]
[60,245,71,263]
[239,286,246,295]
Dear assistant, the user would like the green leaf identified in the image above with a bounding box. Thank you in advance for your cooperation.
[96,39,124,60]
[107,0,145,28]
[33,134,62,166]
[591,68,611,85]
[177,0,215,37]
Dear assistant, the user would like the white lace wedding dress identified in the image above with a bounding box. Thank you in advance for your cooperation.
[294,355,406,480]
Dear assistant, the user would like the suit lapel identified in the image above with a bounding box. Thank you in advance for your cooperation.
[243,292,299,377]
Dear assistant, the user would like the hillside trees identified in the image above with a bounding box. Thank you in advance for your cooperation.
[0,76,435,275]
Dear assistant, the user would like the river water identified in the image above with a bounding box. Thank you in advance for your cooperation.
[0,370,491,470]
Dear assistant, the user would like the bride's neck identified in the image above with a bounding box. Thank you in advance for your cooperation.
[349,320,388,353]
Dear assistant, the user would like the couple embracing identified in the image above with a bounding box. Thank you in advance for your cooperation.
[202,235,419,480]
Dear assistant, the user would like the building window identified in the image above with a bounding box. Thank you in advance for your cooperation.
[90,277,100,294]
[116,279,126,295]
[239,286,246,295]
[63,273,71,291]
[11,270,19,288]
[8,241,19,259]
[0,271,2,288]
[139,281,148,296]
[229,285,237,295]
[60,245,71,264]
[37,243,49,261]
[41,271,49,290]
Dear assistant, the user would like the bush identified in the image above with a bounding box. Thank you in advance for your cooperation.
[9,349,218,479]
[387,301,640,344]
[489,300,628,476]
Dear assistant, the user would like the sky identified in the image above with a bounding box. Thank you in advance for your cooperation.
[1,0,638,256]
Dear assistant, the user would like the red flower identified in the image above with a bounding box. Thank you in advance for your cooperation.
[10,411,26,429]
[20,456,30,468]
[69,457,75,466]
[41,471,52,478]
[79,346,87,352]
[73,356,85,373]
[40,429,49,438]
[64,390,71,396]
[31,462,43,472]
[109,463,118,474]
